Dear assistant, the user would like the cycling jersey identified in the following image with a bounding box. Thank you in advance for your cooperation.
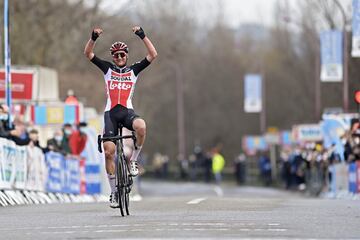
[91,55,150,111]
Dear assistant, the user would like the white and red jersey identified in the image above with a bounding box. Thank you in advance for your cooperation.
[91,55,150,111]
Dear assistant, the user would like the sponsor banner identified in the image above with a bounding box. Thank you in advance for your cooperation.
[321,117,347,161]
[334,163,349,193]
[13,145,27,190]
[81,127,101,194]
[280,131,294,147]
[329,164,336,194]
[45,152,81,194]
[0,71,34,100]
[292,124,323,143]
[352,0,360,57]
[45,152,63,193]
[244,74,262,113]
[264,132,280,145]
[242,136,268,155]
[47,106,64,124]
[0,138,27,190]
[32,105,79,125]
[0,138,17,189]
[349,163,357,193]
[320,30,343,82]
[62,156,81,194]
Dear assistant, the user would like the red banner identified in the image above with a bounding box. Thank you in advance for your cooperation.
[0,71,33,100]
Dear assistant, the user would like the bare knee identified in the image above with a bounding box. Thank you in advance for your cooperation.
[104,143,115,160]
[134,119,146,137]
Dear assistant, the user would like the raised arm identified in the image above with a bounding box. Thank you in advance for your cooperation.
[133,26,158,62]
[84,28,103,60]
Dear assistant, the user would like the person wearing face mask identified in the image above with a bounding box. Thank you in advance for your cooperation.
[69,122,88,156]
[61,123,73,155]
[46,130,64,153]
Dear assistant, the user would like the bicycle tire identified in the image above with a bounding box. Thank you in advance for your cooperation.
[123,157,130,215]
[117,140,125,216]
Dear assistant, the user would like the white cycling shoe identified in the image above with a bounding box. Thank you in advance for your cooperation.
[129,160,139,177]
[109,192,119,208]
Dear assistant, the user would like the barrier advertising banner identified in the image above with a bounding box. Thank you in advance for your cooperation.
[81,128,101,194]
[0,134,100,195]
[352,0,360,57]
[62,156,80,194]
[244,74,262,113]
[0,138,31,190]
[45,152,63,193]
[349,163,357,193]
[335,163,349,193]
[320,30,343,82]
[292,124,323,143]
[45,152,81,194]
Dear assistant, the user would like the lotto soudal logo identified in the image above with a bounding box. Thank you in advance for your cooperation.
[109,81,132,90]
[110,75,131,81]
[110,71,132,81]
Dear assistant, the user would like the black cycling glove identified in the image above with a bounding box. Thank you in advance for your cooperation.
[135,27,146,39]
[91,30,99,41]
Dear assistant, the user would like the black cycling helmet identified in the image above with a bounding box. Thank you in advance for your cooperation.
[110,41,129,55]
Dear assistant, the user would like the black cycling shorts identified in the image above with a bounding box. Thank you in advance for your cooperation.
[103,104,139,139]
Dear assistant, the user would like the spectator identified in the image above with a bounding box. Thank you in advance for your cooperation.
[212,147,225,185]
[27,129,47,190]
[0,105,30,145]
[46,130,64,153]
[234,153,246,185]
[69,122,88,155]
[61,123,73,155]
[258,152,272,186]
[203,150,213,183]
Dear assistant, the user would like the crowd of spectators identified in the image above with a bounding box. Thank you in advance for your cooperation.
[277,118,360,195]
[0,104,88,157]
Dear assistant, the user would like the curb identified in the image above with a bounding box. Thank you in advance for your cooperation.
[0,190,107,207]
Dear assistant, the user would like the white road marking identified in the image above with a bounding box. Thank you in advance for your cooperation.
[186,198,207,204]
[268,223,280,226]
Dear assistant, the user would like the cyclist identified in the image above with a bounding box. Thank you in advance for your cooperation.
[84,26,157,208]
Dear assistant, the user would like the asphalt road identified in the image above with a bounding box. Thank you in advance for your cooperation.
[0,181,359,240]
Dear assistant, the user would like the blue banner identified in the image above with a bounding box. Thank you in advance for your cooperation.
[320,30,343,82]
[45,152,80,194]
[352,0,360,57]
[45,152,63,193]
[63,156,80,194]
[349,163,357,193]
[244,74,262,113]
[81,128,101,194]
[280,131,293,146]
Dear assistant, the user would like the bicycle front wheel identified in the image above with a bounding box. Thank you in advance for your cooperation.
[116,143,126,216]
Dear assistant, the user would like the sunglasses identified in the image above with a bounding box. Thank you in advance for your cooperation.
[113,52,127,59]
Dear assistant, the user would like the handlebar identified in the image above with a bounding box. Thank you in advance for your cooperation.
[97,132,137,153]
